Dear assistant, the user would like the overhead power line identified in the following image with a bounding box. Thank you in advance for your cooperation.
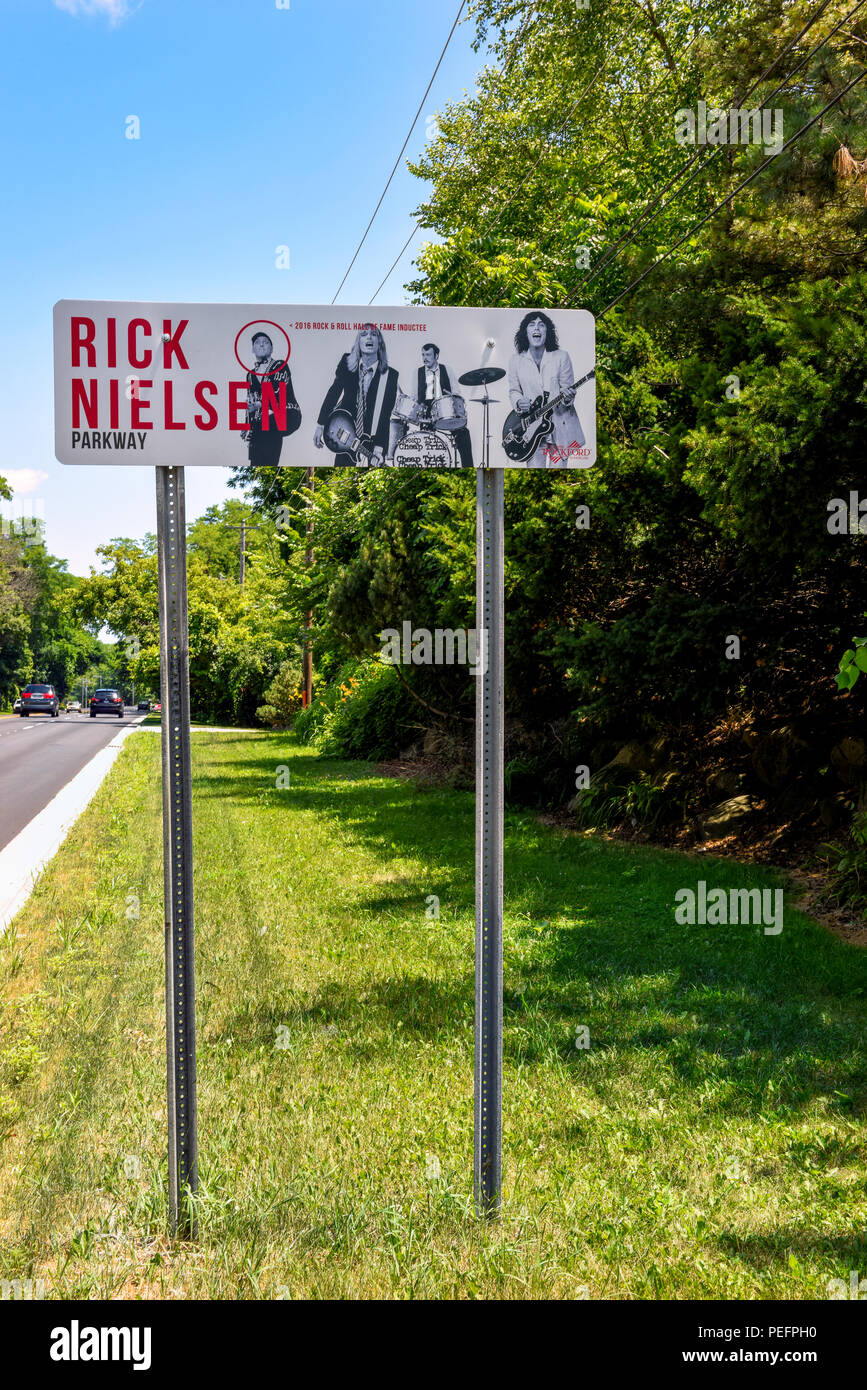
[369,218,425,306]
[416,0,852,313]
[596,66,867,319]
[410,3,699,310]
[568,0,863,303]
[260,5,478,502]
[369,7,538,304]
[439,5,643,308]
[331,0,468,305]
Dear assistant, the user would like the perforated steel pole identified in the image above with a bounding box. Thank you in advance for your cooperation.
[303,465,314,707]
[475,464,504,1216]
[155,465,198,1237]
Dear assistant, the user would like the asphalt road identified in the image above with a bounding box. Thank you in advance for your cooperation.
[0,710,143,851]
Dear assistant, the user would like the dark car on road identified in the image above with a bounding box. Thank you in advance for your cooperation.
[89,688,125,718]
[137,700,151,711]
[19,683,59,717]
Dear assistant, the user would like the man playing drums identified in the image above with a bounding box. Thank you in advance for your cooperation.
[387,343,474,468]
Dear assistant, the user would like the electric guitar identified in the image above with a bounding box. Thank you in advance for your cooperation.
[501,370,595,463]
[323,409,379,466]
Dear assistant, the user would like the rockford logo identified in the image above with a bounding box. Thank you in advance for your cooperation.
[50,1320,152,1371]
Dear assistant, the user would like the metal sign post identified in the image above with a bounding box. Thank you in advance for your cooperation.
[155,465,199,1236]
[474,463,504,1216]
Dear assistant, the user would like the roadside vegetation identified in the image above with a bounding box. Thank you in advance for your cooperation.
[1,731,865,1299]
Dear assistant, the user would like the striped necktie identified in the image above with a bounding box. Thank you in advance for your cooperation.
[356,368,366,438]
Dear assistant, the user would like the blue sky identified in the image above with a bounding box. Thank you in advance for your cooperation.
[0,0,483,575]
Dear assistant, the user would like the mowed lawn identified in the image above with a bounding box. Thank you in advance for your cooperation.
[1,730,866,1300]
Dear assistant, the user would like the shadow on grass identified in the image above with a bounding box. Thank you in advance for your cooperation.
[215,975,468,1046]
[196,750,867,1120]
[714,1227,867,1271]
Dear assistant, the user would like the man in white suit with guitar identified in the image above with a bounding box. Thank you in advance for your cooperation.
[507,312,588,468]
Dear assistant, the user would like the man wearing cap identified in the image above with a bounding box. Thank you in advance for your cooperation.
[243,331,301,468]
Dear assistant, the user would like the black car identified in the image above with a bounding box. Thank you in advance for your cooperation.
[137,700,151,711]
[90,688,125,718]
[19,683,59,717]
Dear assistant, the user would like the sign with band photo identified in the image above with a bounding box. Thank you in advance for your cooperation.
[53,301,596,469]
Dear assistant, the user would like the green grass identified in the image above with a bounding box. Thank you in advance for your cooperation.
[1,730,866,1300]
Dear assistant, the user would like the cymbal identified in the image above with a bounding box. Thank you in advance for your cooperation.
[468,396,500,404]
[459,366,506,386]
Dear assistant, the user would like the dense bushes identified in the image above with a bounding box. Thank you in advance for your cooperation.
[256,659,304,728]
[294,659,420,760]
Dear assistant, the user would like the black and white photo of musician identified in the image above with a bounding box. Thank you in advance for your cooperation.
[314,324,399,466]
[507,312,585,468]
[387,343,474,468]
[242,331,301,469]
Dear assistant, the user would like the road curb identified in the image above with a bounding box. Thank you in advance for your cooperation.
[0,719,144,935]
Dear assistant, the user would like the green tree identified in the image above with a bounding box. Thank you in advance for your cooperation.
[187,498,266,582]
[72,530,303,726]
[0,513,102,705]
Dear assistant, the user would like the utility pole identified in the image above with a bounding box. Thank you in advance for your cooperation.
[223,520,262,589]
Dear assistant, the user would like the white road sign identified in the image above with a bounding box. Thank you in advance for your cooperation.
[53,301,596,469]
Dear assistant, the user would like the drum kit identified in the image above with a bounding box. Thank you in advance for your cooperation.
[394,386,469,433]
[458,366,506,468]
[431,393,467,431]
[392,388,422,427]
[393,366,506,465]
